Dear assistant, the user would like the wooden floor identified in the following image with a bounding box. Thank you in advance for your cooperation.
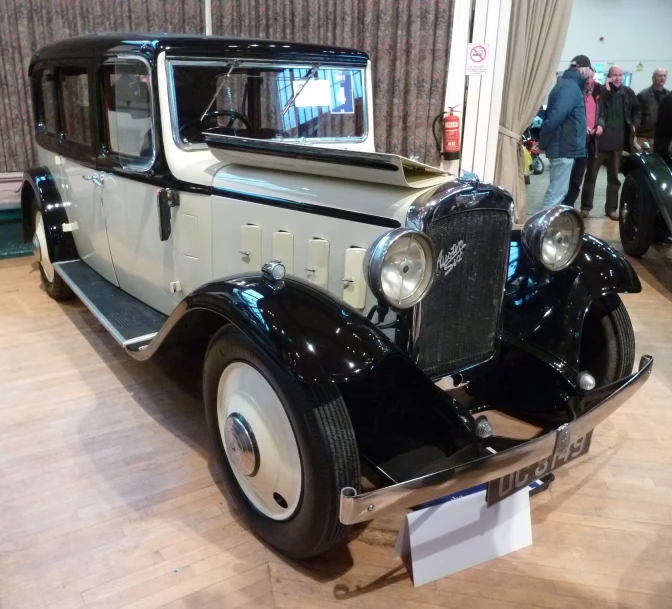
[2,218,672,609]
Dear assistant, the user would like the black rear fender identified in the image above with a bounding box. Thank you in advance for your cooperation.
[621,152,672,231]
[21,167,78,262]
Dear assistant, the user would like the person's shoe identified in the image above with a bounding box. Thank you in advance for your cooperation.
[580,209,590,218]
[606,211,619,221]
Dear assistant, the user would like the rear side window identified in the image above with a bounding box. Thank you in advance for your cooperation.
[100,60,154,170]
[59,68,92,147]
[35,69,58,134]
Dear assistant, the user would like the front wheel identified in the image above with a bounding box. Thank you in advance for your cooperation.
[579,296,635,385]
[619,170,656,257]
[532,155,545,175]
[203,326,360,558]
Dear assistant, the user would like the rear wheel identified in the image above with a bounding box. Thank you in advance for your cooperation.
[579,296,635,385]
[33,204,72,301]
[532,156,544,175]
[203,326,360,558]
[619,170,656,257]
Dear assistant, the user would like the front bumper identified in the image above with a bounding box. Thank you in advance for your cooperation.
[339,354,653,525]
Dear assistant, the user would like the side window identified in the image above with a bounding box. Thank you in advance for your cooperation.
[100,61,154,170]
[59,68,93,147]
[35,69,58,135]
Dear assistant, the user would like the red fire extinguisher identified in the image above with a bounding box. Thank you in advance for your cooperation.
[433,106,461,161]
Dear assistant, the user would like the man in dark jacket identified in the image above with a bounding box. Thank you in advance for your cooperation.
[539,65,589,208]
[581,65,639,220]
[653,92,672,158]
[563,55,602,208]
[637,68,668,147]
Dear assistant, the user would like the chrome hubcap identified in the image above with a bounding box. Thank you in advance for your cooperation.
[224,413,259,477]
[217,361,302,520]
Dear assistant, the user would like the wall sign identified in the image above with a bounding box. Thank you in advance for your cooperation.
[466,43,490,76]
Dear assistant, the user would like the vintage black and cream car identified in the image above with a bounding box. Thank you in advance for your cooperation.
[22,34,652,558]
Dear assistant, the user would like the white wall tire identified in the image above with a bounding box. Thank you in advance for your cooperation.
[204,326,360,558]
[34,209,54,282]
[33,205,72,301]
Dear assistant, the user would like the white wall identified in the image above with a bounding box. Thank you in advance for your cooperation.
[560,0,672,93]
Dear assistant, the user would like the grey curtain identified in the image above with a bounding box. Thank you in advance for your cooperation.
[493,0,574,221]
[212,0,454,165]
[0,0,204,173]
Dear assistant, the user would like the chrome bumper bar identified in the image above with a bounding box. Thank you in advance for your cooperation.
[339,354,653,525]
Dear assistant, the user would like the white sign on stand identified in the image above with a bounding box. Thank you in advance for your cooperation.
[394,485,532,587]
[466,43,490,76]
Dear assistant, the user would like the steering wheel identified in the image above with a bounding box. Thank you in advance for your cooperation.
[179,109,253,140]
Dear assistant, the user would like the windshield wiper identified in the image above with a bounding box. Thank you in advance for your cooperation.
[281,64,320,116]
[199,59,240,121]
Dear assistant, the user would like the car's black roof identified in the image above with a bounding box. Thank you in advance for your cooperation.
[30,32,369,70]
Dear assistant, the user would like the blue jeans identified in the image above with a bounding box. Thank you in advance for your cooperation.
[542,157,575,208]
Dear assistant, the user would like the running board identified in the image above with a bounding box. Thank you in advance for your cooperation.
[54,260,167,349]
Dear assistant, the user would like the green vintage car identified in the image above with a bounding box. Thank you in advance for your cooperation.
[619,145,672,256]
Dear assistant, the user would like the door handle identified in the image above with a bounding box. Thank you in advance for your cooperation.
[157,188,180,241]
[82,173,105,187]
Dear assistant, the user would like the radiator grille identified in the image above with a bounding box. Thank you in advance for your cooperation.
[416,209,510,378]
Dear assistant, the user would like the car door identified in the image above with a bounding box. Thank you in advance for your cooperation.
[56,64,118,285]
[96,56,181,316]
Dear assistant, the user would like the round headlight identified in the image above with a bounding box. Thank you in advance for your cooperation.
[522,205,584,271]
[364,228,435,309]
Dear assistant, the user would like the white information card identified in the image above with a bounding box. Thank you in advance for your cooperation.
[394,486,532,587]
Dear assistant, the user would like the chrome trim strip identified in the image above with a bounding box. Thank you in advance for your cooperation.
[123,333,158,347]
[53,261,127,346]
[339,355,653,525]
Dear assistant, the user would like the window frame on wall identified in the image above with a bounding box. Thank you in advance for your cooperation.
[96,55,158,174]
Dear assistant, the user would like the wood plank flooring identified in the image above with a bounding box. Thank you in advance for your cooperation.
[1,217,672,608]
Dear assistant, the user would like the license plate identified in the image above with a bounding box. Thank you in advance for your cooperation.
[486,431,593,507]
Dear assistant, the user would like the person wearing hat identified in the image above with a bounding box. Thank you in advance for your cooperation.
[581,65,640,220]
[563,55,602,209]
[539,57,593,208]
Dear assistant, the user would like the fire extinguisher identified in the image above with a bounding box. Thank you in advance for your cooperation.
[433,106,461,161]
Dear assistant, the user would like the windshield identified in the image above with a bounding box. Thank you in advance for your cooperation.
[169,60,367,147]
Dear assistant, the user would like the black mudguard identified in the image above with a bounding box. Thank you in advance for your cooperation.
[128,274,400,384]
[503,231,640,370]
[621,152,672,231]
[20,167,78,262]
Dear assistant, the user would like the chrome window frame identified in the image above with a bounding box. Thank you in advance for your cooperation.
[100,54,157,173]
[166,57,369,151]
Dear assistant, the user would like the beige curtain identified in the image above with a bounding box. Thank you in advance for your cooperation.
[212,0,454,166]
[494,0,574,221]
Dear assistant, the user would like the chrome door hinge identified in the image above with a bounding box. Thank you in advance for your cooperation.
[169,281,182,293]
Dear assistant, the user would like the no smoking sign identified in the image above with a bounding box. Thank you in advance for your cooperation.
[466,42,490,76]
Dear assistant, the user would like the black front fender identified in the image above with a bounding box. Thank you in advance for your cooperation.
[503,231,640,370]
[21,167,78,262]
[128,274,399,384]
